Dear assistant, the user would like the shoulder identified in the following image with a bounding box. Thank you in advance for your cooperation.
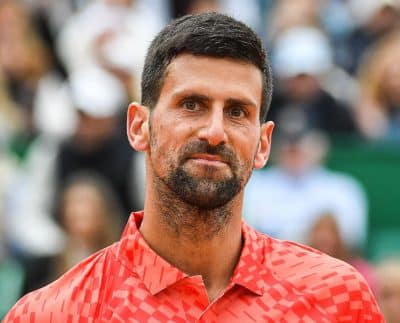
[320,169,364,190]
[3,247,113,322]
[267,236,360,284]
[259,233,383,320]
[245,167,283,195]
[249,167,281,182]
[310,169,366,204]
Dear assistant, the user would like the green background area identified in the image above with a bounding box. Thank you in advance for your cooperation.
[326,137,400,262]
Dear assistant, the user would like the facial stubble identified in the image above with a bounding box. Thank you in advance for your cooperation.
[148,120,254,240]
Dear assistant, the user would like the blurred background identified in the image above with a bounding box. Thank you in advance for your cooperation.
[0,0,399,321]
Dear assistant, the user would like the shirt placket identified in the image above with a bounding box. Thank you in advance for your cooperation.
[195,281,237,323]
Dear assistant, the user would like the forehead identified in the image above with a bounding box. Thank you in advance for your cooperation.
[158,54,263,106]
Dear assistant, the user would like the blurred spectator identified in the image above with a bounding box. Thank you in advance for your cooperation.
[265,0,356,58]
[33,71,77,140]
[308,213,378,294]
[0,254,24,320]
[375,258,400,323]
[0,1,78,145]
[170,0,219,17]
[266,0,322,40]
[0,149,19,243]
[0,0,56,163]
[23,0,87,76]
[356,29,400,140]
[0,0,51,89]
[56,66,145,216]
[170,0,262,33]
[6,66,145,260]
[23,172,123,291]
[244,125,368,252]
[269,27,357,137]
[57,0,169,99]
[0,151,25,319]
[343,0,400,74]
[55,172,122,276]
[0,71,23,145]
[320,0,355,42]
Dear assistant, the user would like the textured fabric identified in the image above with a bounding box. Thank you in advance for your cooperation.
[4,211,383,322]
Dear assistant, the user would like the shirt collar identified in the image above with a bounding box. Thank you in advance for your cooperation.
[113,211,188,295]
[113,211,268,296]
[230,221,269,295]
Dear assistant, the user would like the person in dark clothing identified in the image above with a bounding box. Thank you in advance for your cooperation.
[271,26,357,137]
[18,65,144,295]
[55,65,144,220]
[342,1,400,75]
[269,86,356,136]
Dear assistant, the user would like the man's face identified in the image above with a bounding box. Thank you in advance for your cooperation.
[146,54,272,209]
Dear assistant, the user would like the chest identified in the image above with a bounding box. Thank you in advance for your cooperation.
[94,279,334,323]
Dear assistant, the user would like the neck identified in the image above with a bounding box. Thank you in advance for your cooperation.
[140,174,244,301]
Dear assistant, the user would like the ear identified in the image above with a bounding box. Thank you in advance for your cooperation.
[253,121,274,169]
[127,102,150,151]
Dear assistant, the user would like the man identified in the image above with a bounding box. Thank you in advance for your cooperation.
[4,13,383,322]
[244,124,367,251]
[269,27,357,137]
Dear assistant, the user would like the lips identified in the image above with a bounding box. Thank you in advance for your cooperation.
[179,141,235,167]
[186,154,230,167]
[189,154,225,162]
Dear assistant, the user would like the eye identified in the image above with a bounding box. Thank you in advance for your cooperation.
[182,100,199,111]
[228,106,247,118]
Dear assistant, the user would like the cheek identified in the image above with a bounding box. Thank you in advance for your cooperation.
[150,130,175,159]
[150,115,191,158]
[149,129,180,177]
[237,133,259,163]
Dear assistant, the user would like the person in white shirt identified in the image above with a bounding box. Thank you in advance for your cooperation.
[244,124,367,252]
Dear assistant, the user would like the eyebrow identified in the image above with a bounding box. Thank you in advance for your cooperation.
[176,93,211,104]
[172,92,257,108]
[225,98,257,108]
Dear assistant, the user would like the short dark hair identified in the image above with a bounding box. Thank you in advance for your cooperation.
[141,12,273,122]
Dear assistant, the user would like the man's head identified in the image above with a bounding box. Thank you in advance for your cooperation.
[141,12,273,123]
[128,13,274,211]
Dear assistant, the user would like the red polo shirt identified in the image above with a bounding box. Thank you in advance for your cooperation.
[4,211,383,322]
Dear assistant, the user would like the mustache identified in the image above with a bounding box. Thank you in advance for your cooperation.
[180,141,237,165]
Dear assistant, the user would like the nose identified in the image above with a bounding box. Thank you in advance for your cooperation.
[197,108,227,146]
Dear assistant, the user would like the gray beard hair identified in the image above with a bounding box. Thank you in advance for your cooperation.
[151,172,236,242]
[148,119,250,241]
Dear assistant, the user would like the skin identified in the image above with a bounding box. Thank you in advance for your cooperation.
[62,184,106,245]
[308,214,346,260]
[74,113,117,151]
[377,272,400,323]
[127,54,274,301]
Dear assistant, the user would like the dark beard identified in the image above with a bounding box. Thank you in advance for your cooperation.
[164,140,242,210]
[166,163,241,210]
[148,121,252,240]
[153,172,234,240]
[150,141,243,240]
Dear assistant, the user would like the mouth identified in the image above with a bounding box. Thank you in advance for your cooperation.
[187,154,229,167]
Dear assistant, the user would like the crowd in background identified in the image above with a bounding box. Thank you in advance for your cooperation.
[0,0,399,321]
